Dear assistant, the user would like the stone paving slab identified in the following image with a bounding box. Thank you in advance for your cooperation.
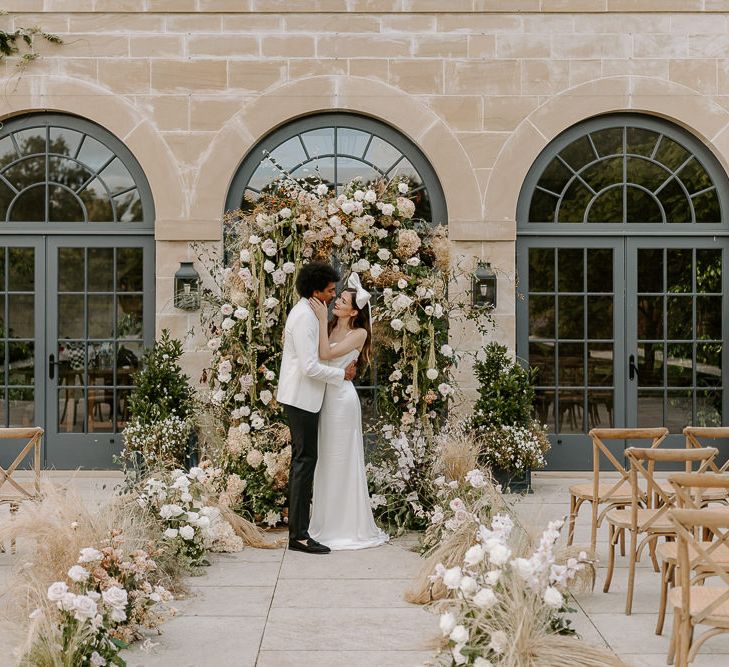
[256,650,435,666]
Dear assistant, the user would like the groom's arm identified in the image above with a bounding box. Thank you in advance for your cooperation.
[291,313,345,386]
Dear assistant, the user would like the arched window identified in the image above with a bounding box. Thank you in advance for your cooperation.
[0,113,154,228]
[520,113,728,228]
[225,112,447,225]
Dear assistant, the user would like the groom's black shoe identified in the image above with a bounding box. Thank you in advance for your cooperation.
[288,537,331,554]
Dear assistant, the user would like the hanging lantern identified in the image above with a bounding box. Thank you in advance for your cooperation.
[472,261,497,308]
[174,261,201,310]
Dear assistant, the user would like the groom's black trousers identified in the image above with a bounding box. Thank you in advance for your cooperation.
[283,403,320,541]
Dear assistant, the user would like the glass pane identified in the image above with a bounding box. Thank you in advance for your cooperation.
[588,390,614,428]
[49,127,83,157]
[692,189,721,223]
[587,296,613,339]
[588,187,623,223]
[58,295,84,338]
[537,158,572,194]
[291,157,335,185]
[557,180,592,223]
[528,247,554,292]
[558,295,584,339]
[559,135,594,171]
[677,157,713,195]
[696,296,722,340]
[117,387,133,431]
[626,127,660,157]
[115,189,142,222]
[88,295,114,338]
[88,341,115,379]
[87,248,114,292]
[48,185,86,222]
[48,156,92,191]
[696,390,722,427]
[76,135,113,172]
[696,343,722,388]
[528,295,554,338]
[14,128,45,156]
[117,295,143,338]
[0,248,5,291]
[117,247,143,291]
[58,248,85,291]
[529,189,557,223]
[590,128,623,157]
[638,343,664,387]
[529,341,555,385]
[626,186,663,223]
[80,178,114,222]
[654,136,691,171]
[587,248,613,292]
[558,248,583,292]
[59,341,85,375]
[337,128,370,158]
[364,136,401,171]
[666,390,692,433]
[116,341,143,385]
[7,341,34,385]
[0,135,16,164]
[588,343,613,386]
[638,248,663,292]
[0,344,5,384]
[667,296,692,339]
[627,156,667,186]
[559,342,584,386]
[336,157,380,187]
[8,387,34,427]
[388,158,422,186]
[658,179,692,223]
[8,247,34,290]
[58,387,84,433]
[98,158,135,195]
[534,389,555,432]
[696,249,722,293]
[7,295,34,338]
[300,128,334,158]
[638,295,664,339]
[87,387,114,433]
[558,390,584,433]
[666,343,692,387]
[0,294,4,331]
[667,249,692,293]
[582,157,622,192]
[638,390,664,428]
[247,162,279,192]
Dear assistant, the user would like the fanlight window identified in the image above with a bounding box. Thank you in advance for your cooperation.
[527,118,723,225]
[226,112,447,226]
[0,115,152,225]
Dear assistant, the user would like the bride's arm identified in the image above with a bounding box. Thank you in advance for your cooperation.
[325,328,367,359]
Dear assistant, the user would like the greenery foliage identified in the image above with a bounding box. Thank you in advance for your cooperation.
[0,14,62,69]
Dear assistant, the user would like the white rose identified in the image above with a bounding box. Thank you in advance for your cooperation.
[439,611,457,636]
[397,278,407,289]
[90,652,107,667]
[212,389,225,404]
[424,306,434,316]
[239,249,250,263]
[450,625,469,644]
[273,269,287,285]
[221,317,235,331]
[249,235,260,245]
[473,587,498,609]
[260,390,273,405]
[234,307,249,320]
[390,319,404,331]
[283,261,296,274]
[159,504,184,519]
[459,575,478,597]
[264,259,275,273]
[265,370,275,381]
[398,182,408,194]
[78,548,103,563]
[73,595,98,622]
[426,368,438,380]
[351,239,363,251]
[341,201,355,215]
[279,207,292,219]
[261,239,277,257]
[543,586,563,609]
[389,370,402,382]
[434,303,444,318]
[47,581,69,602]
[463,544,484,566]
[364,189,377,203]
[442,566,462,590]
[440,344,453,357]
[101,586,128,610]
[406,257,420,266]
[381,203,395,216]
[179,525,195,541]
[247,449,264,467]
[164,528,179,539]
[377,249,391,261]
[438,383,453,397]
[316,183,328,196]
[353,259,370,273]
[263,297,279,310]
[67,565,89,583]
[220,303,234,316]
[207,338,221,351]
[353,189,364,201]
[370,263,383,279]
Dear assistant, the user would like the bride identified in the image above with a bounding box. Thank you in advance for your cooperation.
[306,273,389,550]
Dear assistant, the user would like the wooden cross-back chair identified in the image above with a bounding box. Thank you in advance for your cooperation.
[603,446,718,616]
[566,427,669,554]
[655,473,729,636]
[684,428,729,502]
[668,507,729,666]
[0,427,44,554]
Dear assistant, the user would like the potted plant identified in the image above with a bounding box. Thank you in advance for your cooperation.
[468,342,549,492]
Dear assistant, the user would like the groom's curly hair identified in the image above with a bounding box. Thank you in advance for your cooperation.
[295,261,341,298]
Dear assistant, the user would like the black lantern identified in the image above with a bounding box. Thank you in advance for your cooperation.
[174,262,201,310]
[472,261,497,308]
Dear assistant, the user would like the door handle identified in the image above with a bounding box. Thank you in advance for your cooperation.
[628,354,639,382]
[49,353,55,380]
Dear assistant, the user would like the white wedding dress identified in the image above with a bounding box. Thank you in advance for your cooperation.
[309,341,389,550]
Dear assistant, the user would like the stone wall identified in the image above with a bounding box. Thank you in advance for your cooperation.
[3,2,729,400]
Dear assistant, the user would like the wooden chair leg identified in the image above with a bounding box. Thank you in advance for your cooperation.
[567,494,577,546]
[625,528,638,615]
[667,609,679,665]
[603,523,616,593]
[649,535,660,572]
[619,523,626,557]
[590,499,599,555]
[678,616,692,667]
[656,561,670,635]
[9,502,18,554]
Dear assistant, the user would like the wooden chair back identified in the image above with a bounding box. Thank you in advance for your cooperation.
[670,507,729,625]
[625,447,718,532]
[669,472,729,510]
[589,427,668,503]
[0,427,43,504]
[684,427,729,473]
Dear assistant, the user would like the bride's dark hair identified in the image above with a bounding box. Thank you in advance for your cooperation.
[328,287,372,372]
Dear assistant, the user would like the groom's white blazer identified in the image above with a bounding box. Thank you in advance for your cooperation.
[277,298,345,413]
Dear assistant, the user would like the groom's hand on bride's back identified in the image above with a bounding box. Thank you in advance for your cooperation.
[344,360,357,381]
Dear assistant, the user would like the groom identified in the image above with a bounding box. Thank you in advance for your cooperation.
[277,261,357,554]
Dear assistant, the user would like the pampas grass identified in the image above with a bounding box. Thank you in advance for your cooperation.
[434,427,480,483]
[210,501,284,549]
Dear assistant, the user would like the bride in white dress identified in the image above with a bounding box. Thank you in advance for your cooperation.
[306,273,389,551]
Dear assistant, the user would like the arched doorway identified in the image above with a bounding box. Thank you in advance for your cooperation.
[225,112,447,426]
[516,113,729,468]
[0,112,155,468]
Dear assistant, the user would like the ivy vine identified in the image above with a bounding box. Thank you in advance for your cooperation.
[0,11,62,71]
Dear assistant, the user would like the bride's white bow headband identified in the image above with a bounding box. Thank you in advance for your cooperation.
[347,272,371,310]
